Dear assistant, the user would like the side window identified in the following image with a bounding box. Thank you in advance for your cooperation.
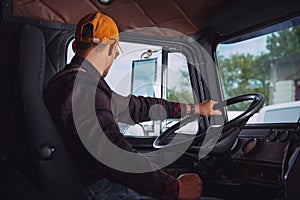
[167,53,193,103]
[107,42,197,136]
[217,17,300,124]
[106,42,162,97]
[67,41,198,136]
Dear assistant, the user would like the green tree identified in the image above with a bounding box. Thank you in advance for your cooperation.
[218,53,269,110]
[266,26,300,58]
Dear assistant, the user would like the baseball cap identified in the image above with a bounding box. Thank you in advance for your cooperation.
[75,12,119,45]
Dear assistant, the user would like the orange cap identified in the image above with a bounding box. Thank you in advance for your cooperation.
[75,12,119,45]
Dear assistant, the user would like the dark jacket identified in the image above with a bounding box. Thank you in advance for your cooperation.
[43,56,187,199]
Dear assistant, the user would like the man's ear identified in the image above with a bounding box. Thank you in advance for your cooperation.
[72,41,76,53]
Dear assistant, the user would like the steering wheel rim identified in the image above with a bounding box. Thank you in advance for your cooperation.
[213,93,265,131]
[153,93,265,153]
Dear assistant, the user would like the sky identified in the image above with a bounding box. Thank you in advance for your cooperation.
[217,35,269,58]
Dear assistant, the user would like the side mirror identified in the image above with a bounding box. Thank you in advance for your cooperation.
[131,58,158,97]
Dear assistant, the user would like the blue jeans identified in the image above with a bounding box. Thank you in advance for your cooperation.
[84,178,157,200]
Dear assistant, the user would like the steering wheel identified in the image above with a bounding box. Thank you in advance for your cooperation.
[153,93,265,154]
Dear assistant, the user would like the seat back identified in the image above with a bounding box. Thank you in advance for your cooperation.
[7,24,83,200]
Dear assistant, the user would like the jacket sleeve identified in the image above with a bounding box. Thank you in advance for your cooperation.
[112,92,187,124]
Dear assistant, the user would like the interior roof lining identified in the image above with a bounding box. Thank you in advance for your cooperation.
[11,0,238,37]
[130,0,156,27]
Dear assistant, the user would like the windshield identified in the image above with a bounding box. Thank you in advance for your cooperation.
[217,17,300,124]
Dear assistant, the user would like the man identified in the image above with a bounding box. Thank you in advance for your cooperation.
[44,12,221,200]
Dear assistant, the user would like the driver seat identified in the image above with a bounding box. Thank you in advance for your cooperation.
[17,25,84,200]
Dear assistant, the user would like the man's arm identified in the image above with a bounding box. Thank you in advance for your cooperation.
[113,93,187,124]
[114,93,221,124]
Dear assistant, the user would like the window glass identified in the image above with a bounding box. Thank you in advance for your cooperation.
[165,53,197,135]
[106,42,161,97]
[108,42,197,136]
[217,17,300,123]
[167,53,193,103]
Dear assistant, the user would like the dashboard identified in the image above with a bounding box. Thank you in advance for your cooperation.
[199,123,300,199]
[189,123,300,199]
[230,124,294,186]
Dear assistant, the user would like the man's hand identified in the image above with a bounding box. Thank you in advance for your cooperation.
[177,173,202,200]
[195,100,222,117]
